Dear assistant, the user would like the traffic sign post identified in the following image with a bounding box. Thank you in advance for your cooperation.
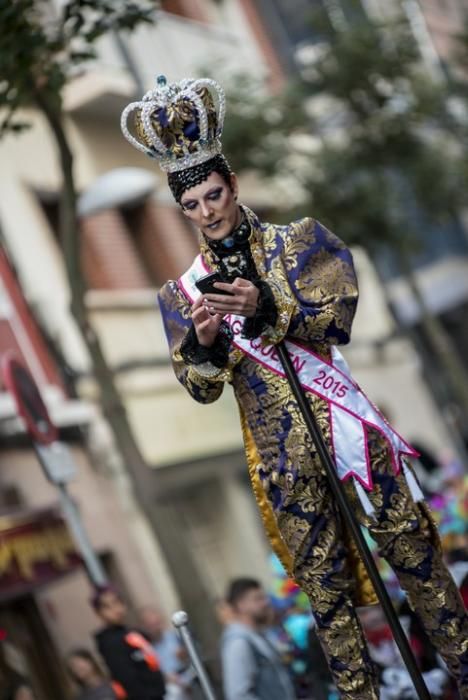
[1,352,107,587]
[35,442,77,485]
[2,354,58,445]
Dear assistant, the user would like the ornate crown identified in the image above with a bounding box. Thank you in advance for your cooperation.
[120,75,226,173]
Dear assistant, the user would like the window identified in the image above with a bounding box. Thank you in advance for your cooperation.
[0,484,22,508]
[38,194,198,291]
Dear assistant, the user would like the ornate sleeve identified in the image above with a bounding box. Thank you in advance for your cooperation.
[259,218,358,347]
[158,281,234,404]
[179,322,233,367]
[242,280,278,340]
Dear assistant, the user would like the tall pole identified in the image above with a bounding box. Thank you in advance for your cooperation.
[172,611,218,700]
[33,443,108,587]
[275,341,432,700]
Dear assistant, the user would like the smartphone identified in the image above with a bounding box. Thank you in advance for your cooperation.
[195,272,233,295]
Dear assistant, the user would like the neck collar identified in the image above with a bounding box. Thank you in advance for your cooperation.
[205,207,251,258]
[199,205,262,269]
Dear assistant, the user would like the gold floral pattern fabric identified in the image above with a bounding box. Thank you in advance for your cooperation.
[158,210,468,699]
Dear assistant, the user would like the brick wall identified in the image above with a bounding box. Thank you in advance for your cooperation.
[81,209,151,290]
[80,202,198,290]
[135,202,199,282]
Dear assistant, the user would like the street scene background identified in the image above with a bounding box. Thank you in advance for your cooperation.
[0,0,467,698]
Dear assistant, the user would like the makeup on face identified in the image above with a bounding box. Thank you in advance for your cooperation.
[180,172,240,240]
[182,185,223,212]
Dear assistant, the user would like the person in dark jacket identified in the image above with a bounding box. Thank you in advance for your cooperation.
[92,586,166,700]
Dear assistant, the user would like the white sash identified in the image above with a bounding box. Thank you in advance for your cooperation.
[179,255,419,495]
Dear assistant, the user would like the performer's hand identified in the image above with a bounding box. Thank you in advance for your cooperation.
[191,295,224,347]
[203,278,260,318]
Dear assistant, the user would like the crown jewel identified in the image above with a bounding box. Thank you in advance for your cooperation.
[121,75,226,173]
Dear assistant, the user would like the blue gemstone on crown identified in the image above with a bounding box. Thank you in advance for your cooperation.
[157,75,167,86]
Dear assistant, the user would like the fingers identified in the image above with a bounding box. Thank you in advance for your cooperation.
[212,281,235,294]
[205,290,259,318]
[196,278,258,317]
[204,292,245,305]
[205,300,251,316]
[213,278,253,293]
[192,305,209,323]
[192,304,222,326]
[197,316,221,332]
[191,295,205,311]
[204,295,239,312]
[204,293,237,306]
[232,277,253,288]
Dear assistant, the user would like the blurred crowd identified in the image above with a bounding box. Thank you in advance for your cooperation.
[0,444,466,700]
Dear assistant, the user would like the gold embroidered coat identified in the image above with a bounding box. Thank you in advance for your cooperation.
[158,209,377,604]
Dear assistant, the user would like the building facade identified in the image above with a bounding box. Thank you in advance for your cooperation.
[0,246,171,699]
[0,1,285,683]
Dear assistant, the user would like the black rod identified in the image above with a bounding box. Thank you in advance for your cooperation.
[276,341,432,700]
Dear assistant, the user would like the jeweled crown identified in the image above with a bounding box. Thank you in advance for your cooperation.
[121,75,226,173]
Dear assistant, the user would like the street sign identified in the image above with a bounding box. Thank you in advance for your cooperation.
[1,352,58,445]
[1,353,106,585]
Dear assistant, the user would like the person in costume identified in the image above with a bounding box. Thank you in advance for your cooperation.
[121,76,468,700]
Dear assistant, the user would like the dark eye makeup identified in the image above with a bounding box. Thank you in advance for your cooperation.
[207,187,223,200]
[182,200,197,211]
[182,187,224,211]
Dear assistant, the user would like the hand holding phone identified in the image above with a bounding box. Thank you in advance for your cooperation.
[195,272,233,296]
[191,295,224,348]
[197,276,260,319]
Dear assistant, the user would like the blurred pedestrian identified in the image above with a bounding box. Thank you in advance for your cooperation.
[407,441,443,497]
[92,586,165,700]
[214,597,236,627]
[0,646,35,700]
[221,577,295,700]
[66,648,116,700]
[139,605,195,700]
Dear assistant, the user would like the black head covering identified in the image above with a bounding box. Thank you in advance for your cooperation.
[167,153,233,203]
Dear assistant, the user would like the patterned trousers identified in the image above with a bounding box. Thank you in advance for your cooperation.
[262,402,468,700]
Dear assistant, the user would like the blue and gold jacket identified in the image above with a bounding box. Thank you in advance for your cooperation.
[158,208,378,605]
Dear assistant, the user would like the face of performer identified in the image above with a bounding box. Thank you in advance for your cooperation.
[180,170,242,240]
